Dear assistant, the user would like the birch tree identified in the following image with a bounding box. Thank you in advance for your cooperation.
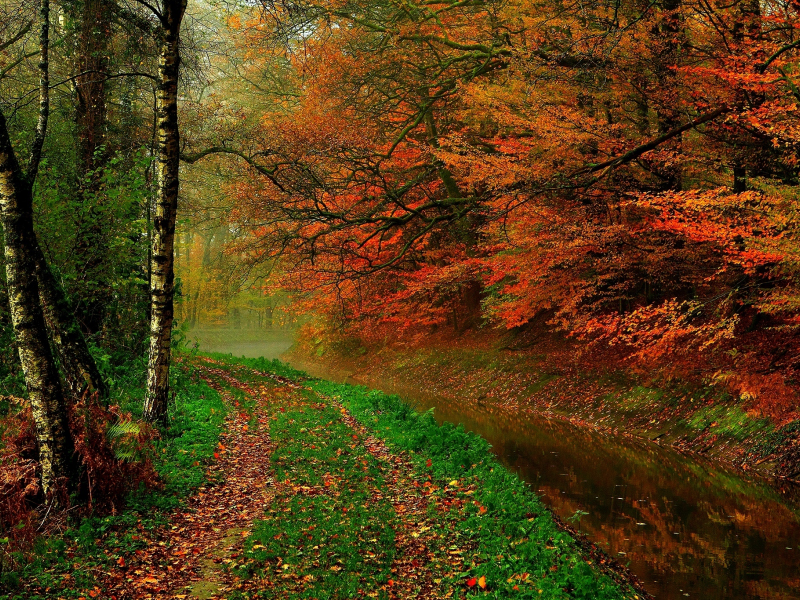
[0,0,74,494]
[142,0,187,423]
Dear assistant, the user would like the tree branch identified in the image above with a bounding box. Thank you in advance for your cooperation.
[25,0,49,186]
[108,0,157,33]
[0,50,39,81]
[0,20,33,52]
[130,0,164,23]
[180,146,286,192]
[757,39,800,74]
[575,105,731,177]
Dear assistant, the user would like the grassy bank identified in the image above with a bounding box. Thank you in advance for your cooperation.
[205,353,644,599]
[283,334,800,479]
[8,352,647,598]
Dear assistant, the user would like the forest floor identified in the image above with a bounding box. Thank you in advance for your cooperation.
[16,354,645,600]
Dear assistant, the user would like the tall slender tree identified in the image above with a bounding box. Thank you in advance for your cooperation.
[0,0,74,494]
[72,0,113,334]
[143,0,187,423]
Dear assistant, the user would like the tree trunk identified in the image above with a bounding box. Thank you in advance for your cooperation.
[0,0,74,494]
[143,0,187,424]
[653,0,685,191]
[34,248,108,397]
[74,0,109,178]
[72,0,112,334]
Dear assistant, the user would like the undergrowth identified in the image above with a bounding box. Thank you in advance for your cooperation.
[1,362,227,598]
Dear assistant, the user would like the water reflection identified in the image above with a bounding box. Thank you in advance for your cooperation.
[188,329,295,360]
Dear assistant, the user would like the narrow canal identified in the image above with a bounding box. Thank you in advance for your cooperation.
[191,332,800,599]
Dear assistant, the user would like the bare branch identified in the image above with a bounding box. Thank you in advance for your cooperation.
[757,40,800,74]
[180,146,286,192]
[575,105,731,177]
[0,20,33,52]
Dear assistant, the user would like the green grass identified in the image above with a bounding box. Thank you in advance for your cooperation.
[2,362,228,598]
[684,404,772,442]
[236,402,401,598]
[6,352,640,598]
[223,355,634,599]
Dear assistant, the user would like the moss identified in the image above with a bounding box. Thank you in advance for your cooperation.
[684,405,772,442]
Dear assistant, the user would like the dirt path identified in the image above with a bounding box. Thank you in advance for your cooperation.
[204,359,466,599]
[65,357,641,600]
[78,357,457,599]
[85,364,275,599]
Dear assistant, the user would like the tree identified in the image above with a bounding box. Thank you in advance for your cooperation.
[210,0,800,414]
[0,0,74,495]
[143,0,188,423]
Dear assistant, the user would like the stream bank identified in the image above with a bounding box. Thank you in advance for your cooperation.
[282,331,800,482]
[187,327,800,599]
[279,342,800,600]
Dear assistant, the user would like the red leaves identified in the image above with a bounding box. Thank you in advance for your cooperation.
[180,0,800,420]
[467,575,487,589]
[215,441,226,460]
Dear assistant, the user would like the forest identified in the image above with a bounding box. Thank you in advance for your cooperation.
[1,0,800,597]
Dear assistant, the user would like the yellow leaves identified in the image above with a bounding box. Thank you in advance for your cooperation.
[227,14,242,30]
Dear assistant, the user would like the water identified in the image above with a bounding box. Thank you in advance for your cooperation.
[195,334,800,599]
[187,328,295,360]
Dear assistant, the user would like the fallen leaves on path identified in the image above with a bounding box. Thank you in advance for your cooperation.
[75,365,275,599]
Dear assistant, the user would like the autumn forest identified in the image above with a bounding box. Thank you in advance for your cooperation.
[1,0,800,597]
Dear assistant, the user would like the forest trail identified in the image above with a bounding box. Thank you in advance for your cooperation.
[83,359,275,599]
[82,357,449,599]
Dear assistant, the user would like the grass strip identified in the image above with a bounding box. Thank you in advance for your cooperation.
[209,353,636,599]
[237,399,399,598]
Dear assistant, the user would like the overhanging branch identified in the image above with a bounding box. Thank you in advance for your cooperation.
[575,105,731,177]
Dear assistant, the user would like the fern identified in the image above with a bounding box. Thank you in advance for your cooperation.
[107,420,141,439]
[107,420,142,461]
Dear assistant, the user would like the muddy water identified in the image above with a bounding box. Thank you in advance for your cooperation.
[195,335,800,599]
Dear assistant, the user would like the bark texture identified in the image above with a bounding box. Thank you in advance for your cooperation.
[143,0,187,423]
[34,248,108,398]
[0,0,73,494]
[73,0,112,333]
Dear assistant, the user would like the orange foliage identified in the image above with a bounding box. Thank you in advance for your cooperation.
[200,0,800,417]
